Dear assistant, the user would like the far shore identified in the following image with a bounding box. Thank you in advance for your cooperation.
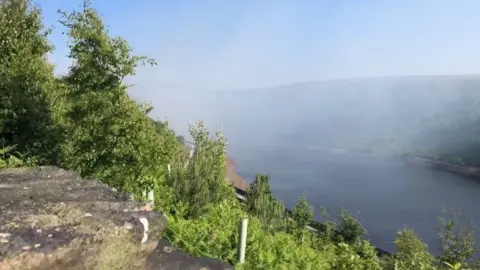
[404,156,480,179]
[324,146,480,179]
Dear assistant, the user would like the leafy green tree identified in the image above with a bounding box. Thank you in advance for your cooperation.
[0,0,62,164]
[438,208,479,268]
[332,241,381,270]
[392,228,437,270]
[292,195,314,230]
[246,173,287,231]
[247,174,272,203]
[58,0,178,191]
[167,122,236,218]
[335,208,367,245]
[291,194,314,242]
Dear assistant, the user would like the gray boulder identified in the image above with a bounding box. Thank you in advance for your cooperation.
[0,166,232,270]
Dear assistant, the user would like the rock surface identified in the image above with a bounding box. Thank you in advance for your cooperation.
[145,239,233,270]
[226,158,248,192]
[0,166,232,270]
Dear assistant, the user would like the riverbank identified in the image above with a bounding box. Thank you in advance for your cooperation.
[326,147,393,158]
[404,156,480,179]
[325,146,480,179]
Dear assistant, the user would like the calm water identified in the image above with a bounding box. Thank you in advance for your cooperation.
[230,145,480,253]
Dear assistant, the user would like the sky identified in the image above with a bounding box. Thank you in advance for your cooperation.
[37,0,480,91]
[35,0,480,133]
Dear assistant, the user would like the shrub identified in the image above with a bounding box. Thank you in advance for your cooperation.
[57,0,178,192]
[335,207,367,245]
[392,228,437,270]
[0,145,37,169]
[438,208,479,268]
[246,173,287,231]
[163,122,236,218]
[0,0,63,164]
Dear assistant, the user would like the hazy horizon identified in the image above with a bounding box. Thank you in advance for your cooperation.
[34,0,480,137]
[40,1,480,88]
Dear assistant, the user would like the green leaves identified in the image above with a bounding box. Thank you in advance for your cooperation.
[335,208,367,245]
[246,174,287,231]
[164,122,235,219]
[58,0,154,96]
[291,194,314,243]
[392,228,437,270]
[57,0,178,192]
[0,0,62,165]
[0,145,37,169]
[292,194,314,230]
[438,208,479,268]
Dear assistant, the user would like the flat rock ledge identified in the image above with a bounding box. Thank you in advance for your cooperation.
[0,166,232,270]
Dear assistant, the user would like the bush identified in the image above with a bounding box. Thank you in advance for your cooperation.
[165,200,336,270]
[163,199,244,264]
[331,241,380,270]
[392,228,437,270]
[56,0,178,192]
[335,207,367,245]
[246,173,287,231]
[438,208,479,268]
[161,122,236,218]
[0,0,63,164]
[0,145,37,169]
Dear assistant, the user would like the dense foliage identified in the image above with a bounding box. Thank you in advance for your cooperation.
[1,0,479,269]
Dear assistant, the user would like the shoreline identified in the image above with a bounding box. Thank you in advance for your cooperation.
[328,147,480,179]
[403,156,480,179]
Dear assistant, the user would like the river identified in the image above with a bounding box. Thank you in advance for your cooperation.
[230,145,480,254]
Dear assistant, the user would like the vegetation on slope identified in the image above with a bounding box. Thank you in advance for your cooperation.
[1,0,479,269]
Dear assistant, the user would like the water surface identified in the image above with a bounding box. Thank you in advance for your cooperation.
[231,145,480,253]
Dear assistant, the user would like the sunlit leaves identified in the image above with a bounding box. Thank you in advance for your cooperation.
[246,174,287,231]
[0,0,62,164]
[58,0,178,191]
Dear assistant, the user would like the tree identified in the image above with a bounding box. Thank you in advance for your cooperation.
[58,0,178,191]
[167,122,236,218]
[0,0,62,164]
[292,194,313,230]
[291,194,313,242]
[438,208,479,267]
[246,174,286,231]
[391,228,436,270]
[335,208,367,245]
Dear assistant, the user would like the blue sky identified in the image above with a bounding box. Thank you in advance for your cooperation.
[31,0,480,134]
[37,0,480,92]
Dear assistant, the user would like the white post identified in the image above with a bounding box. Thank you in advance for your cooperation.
[142,189,147,198]
[237,217,248,263]
[167,164,171,176]
[147,190,154,206]
[185,147,195,168]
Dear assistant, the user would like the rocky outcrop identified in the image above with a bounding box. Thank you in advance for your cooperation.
[226,158,248,192]
[145,239,233,270]
[0,166,232,270]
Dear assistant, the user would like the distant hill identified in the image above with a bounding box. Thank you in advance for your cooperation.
[184,74,480,166]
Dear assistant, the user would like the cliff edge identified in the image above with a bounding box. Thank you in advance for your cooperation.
[226,158,248,192]
[0,166,232,270]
